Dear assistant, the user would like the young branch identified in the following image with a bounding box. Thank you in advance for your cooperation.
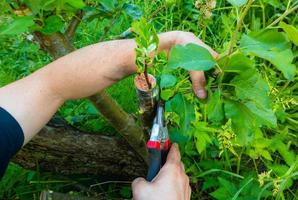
[228,0,255,55]
[267,3,298,27]
[65,11,83,40]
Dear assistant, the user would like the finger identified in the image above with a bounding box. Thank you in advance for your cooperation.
[132,177,148,189]
[166,143,181,164]
[189,71,207,99]
[180,162,185,172]
[187,185,192,200]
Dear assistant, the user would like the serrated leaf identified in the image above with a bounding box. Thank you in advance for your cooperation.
[168,43,216,71]
[0,16,34,35]
[279,22,298,46]
[161,89,175,100]
[240,30,296,80]
[160,74,177,88]
[227,0,248,7]
[42,15,64,35]
[207,90,224,123]
[123,3,143,20]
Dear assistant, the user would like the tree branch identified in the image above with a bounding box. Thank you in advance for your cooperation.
[14,118,146,179]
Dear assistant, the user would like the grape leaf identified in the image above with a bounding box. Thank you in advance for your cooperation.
[207,90,224,123]
[160,74,176,88]
[279,22,298,46]
[168,43,216,71]
[240,30,296,80]
[227,0,248,7]
[0,16,34,35]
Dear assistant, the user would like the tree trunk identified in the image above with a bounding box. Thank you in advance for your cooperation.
[13,117,146,179]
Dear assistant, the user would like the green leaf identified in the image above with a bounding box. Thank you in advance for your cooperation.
[160,74,177,88]
[240,30,296,80]
[65,0,85,9]
[225,52,254,72]
[123,3,143,20]
[279,22,298,46]
[161,89,175,101]
[259,149,273,161]
[244,101,277,128]
[207,90,224,123]
[0,16,34,35]
[100,0,117,12]
[196,132,211,154]
[224,100,258,145]
[166,93,195,134]
[42,15,64,35]
[168,43,216,71]
[231,69,277,128]
[227,0,248,7]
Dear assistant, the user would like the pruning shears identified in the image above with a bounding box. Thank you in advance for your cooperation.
[146,100,171,181]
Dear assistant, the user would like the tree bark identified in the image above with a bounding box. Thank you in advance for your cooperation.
[13,118,146,179]
[33,31,148,163]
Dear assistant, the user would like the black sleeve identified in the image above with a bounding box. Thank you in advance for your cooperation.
[0,107,24,179]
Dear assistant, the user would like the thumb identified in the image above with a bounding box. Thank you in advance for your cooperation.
[189,71,207,99]
[132,177,149,190]
[132,177,150,199]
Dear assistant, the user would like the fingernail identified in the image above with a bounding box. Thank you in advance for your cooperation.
[197,89,207,99]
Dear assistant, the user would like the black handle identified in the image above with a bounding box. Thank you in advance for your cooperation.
[146,148,161,181]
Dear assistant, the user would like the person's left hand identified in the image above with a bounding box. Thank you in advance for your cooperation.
[171,31,219,99]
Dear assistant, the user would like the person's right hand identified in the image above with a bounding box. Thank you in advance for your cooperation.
[132,144,191,200]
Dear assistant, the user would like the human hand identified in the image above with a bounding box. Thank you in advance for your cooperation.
[132,144,191,200]
[172,31,219,99]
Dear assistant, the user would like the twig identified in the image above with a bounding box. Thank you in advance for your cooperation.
[267,3,298,27]
[228,0,255,55]
[65,10,83,40]
[90,181,131,188]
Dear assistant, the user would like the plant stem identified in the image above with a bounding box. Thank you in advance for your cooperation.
[267,3,298,27]
[228,0,255,55]
[144,62,152,90]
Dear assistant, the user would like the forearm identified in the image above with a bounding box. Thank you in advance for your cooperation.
[44,32,176,101]
[0,32,176,144]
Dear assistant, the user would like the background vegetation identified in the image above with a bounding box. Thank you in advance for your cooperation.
[0,0,297,199]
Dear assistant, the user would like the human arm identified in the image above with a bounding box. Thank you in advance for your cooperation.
[0,31,217,145]
[132,143,191,200]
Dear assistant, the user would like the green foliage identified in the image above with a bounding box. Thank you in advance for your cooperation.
[168,43,216,71]
[240,30,296,80]
[1,0,298,199]
[0,16,34,35]
[132,17,159,74]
